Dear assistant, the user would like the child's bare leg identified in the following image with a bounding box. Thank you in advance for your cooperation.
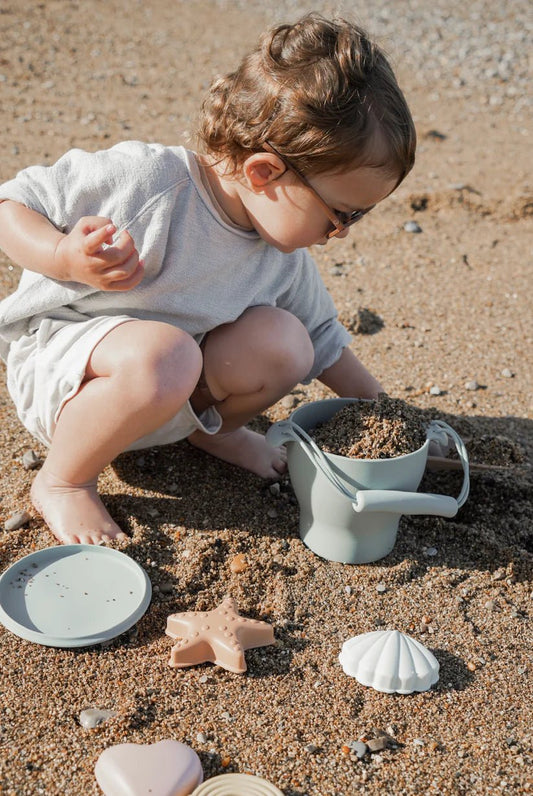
[188,307,314,478]
[31,321,202,544]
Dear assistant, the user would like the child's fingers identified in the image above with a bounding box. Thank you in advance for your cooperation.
[98,229,137,264]
[102,260,145,291]
[99,248,144,287]
[113,229,134,249]
[84,222,117,254]
[100,239,140,276]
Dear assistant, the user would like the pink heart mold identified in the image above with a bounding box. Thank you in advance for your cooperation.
[95,739,203,796]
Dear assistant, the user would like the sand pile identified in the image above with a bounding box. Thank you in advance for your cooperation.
[310,395,427,459]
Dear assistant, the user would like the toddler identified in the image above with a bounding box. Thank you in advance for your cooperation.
[0,13,416,545]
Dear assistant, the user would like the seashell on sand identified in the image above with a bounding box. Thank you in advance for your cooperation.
[339,629,440,694]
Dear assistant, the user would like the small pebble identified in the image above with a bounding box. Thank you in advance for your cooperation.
[424,547,438,557]
[505,737,516,747]
[22,450,42,470]
[465,380,479,391]
[403,220,423,233]
[4,510,32,532]
[304,744,318,754]
[159,582,174,594]
[376,583,387,594]
[229,553,248,573]
[426,129,447,140]
[367,736,389,753]
[269,482,281,496]
[280,394,298,410]
[350,741,368,759]
[79,708,117,729]
[501,368,514,378]
[267,508,278,519]
[196,732,207,743]
[429,385,442,396]
[467,661,477,672]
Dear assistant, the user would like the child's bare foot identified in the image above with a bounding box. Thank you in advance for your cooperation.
[31,468,128,545]
[188,426,287,478]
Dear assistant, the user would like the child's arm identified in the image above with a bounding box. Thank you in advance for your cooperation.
[0,200,144,291]
[318,347,384,399]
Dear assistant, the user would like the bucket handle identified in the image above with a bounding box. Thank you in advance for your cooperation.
[266,418,469,517]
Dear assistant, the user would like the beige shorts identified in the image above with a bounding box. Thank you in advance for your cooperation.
[6,315,222,450]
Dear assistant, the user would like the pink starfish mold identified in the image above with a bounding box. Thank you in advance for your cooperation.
[166,597,275,673]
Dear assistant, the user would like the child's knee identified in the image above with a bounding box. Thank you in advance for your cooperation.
[117,322,202,404]
[249,306,315,379]
[204,307,314,396]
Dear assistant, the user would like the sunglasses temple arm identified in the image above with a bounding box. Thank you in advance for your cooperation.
[288,168,345,233]
[264,140,344,234]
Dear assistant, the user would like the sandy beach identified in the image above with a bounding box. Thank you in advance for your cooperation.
[0,1,531,794]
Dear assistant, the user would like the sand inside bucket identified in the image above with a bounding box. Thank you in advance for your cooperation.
[310,394,427,459]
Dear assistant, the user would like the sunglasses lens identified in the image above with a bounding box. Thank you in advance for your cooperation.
[348,211,364,225]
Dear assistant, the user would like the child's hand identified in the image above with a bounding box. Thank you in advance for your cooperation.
[54,216,144,290]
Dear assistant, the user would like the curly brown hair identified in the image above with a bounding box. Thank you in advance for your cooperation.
[198,13,416,184]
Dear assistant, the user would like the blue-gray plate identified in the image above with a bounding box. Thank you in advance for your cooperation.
[0,545,151,647]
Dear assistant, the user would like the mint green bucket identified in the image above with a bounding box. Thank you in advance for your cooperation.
[267,399,469,564]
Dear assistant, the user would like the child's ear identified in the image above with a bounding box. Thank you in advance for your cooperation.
[242,153,286,190]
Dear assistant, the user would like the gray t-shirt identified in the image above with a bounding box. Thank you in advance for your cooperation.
[0,141,351,379]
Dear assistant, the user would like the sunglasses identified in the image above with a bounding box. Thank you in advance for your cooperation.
[264,140,374,238]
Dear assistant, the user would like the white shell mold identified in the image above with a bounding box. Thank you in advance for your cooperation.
[339,629,440,694]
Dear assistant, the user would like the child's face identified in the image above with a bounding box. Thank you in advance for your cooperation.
[241,160,398,253]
